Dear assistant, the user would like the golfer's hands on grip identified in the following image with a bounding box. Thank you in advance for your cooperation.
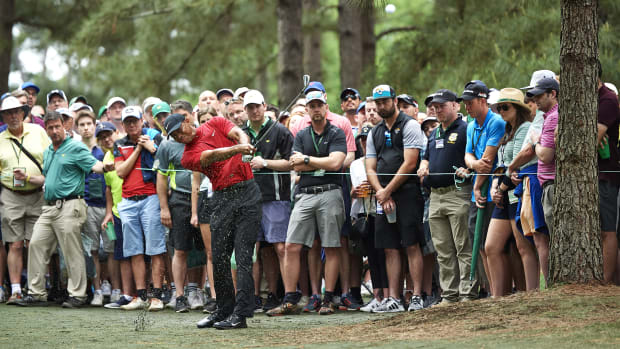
[236,144,255,155]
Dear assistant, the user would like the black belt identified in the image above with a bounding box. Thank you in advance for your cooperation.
[299,184,341,194]
[126,194,149,201]
[218,179,254,193]
[45,194,82,207]
[2,185,42,195]
[542,180,555,189]
[171,190,192,198]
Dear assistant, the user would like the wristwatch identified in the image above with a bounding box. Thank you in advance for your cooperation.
[304,156,310,165]
[262,159,268,168]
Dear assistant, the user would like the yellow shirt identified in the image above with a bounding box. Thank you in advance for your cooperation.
[0,123,51,190]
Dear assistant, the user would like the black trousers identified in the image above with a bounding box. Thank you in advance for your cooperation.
[210,180,262,318]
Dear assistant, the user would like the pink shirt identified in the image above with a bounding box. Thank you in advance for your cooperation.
[290,111,357,152]
[537,103,558,184]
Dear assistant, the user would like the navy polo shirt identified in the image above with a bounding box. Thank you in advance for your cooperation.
[423,118,468,188]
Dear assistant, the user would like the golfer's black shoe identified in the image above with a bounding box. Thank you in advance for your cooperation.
[197,312,226,329]
[213,314,247,330]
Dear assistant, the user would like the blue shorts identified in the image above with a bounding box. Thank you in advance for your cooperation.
[118,194,166,257]
[112,215,129,261]
[258,201,291,244]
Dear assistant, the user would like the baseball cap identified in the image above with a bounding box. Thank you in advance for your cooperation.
[234,87,249,99]
[98,106,107,118]
[429,89,460,104]
[121,106,142,121]
[216,88,234,100]
[243,90,265,107]
[142,97,162,113]
[521,70,557,90]
[372,84,395,100]
[356,125,373,139]
[46,89,67,105]
[163,113,186,135]
[69,102,93,113]
[152,101,171,118]
[69,95,88,106]
[95,121,117,138]
[421,116,438,129]
[106,97,127,109]
[56,107,73,118]
[304,81,326,94]
[604,82,618,96]
[340,88,360,101]
[460,80,489,101]
[357,101,366,113]
[526,77,560,97]
[21,82,40,94]
[397,94,418,107]
[1,93,11,101]
[305,90,327,104]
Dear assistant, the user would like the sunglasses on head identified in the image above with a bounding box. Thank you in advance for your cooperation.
[224,97,240,106]
[496,104,512,112]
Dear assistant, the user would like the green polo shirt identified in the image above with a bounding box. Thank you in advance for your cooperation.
[42,137,97,201]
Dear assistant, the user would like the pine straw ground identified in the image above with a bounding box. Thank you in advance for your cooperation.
[260,284,620,347]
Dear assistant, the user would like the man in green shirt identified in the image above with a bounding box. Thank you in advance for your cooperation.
[17,111,112,308]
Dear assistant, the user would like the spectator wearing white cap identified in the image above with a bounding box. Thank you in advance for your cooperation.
[106,97,127,136]
[0,96,50,305]
[142,97,162,130]
[46,90,68,112]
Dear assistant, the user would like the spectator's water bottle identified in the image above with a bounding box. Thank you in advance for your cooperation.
[386,205,397,224]
[598,137,610,160]
[105,222,116,241]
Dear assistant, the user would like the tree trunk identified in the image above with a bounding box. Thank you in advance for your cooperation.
[338,0,362,90]
[303,0,322,82]
[550,0,603,284]
[277,0,303,108]
[0,0,15,92]
[360,7,375,87]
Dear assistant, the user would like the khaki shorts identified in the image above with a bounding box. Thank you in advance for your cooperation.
[83,206,114,253]
[286,189,344,248]
[0,189,44,242]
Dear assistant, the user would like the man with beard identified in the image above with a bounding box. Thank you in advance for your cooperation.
[366,85,426,312]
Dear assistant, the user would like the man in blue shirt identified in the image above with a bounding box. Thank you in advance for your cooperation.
[459,80,505,295]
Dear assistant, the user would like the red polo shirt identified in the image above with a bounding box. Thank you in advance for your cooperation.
[181,117,253,191]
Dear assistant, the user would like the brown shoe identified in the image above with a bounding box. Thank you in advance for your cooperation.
[265,302,301,317]
[6,292,23,305]
[318,300,335,315]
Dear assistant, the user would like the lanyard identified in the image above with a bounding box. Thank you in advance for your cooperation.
[471,120,487,155]
[310,129,324,154]
[435,120,456,139]
[10,137,24,165]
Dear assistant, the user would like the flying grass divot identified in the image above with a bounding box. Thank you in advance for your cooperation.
[134,303,152,331]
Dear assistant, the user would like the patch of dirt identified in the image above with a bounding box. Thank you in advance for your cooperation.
[264,285,620,346]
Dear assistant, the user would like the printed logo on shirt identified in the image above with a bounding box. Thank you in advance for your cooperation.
[394,128,401,134]
[266,139,270,143]
[448,132,458,144]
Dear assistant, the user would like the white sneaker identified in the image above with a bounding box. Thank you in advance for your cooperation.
[166,292,178,309]
[373,297,404,313]
[101,280,112,296]
[408,295,423,311]
[148,298,164,312]
[361,281,372,296]
[360,298,382,312]
[188,290,204,310]
[110,289,121,304]
[121,297,149,310]
[90,290,104,307]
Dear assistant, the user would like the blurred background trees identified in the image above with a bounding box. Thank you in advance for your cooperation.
[3,0,620,111]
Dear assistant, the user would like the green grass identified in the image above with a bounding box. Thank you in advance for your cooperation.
[1,285,618,348]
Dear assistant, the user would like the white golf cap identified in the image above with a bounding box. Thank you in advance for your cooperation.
[604,82,618,96]
[521,70,556,90]
[106,97,127,109]
[243,90,265,107]
[56,107,73,118]
[69,102,93,113]
[234,87,249,99]
[121,106,142,121]
[142,96,162,112]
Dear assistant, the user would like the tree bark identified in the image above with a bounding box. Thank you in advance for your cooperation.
[0,0,15,92]
[338,0,362,90]
[277,0,304,108]
[303,0,322,82]
[360,7,375,85]
[550,0,603,284]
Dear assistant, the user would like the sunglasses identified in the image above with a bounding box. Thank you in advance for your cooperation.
[341,94,359,101]
[384,131,392,148]
[496,104,512,112]
[224,97,241,106]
